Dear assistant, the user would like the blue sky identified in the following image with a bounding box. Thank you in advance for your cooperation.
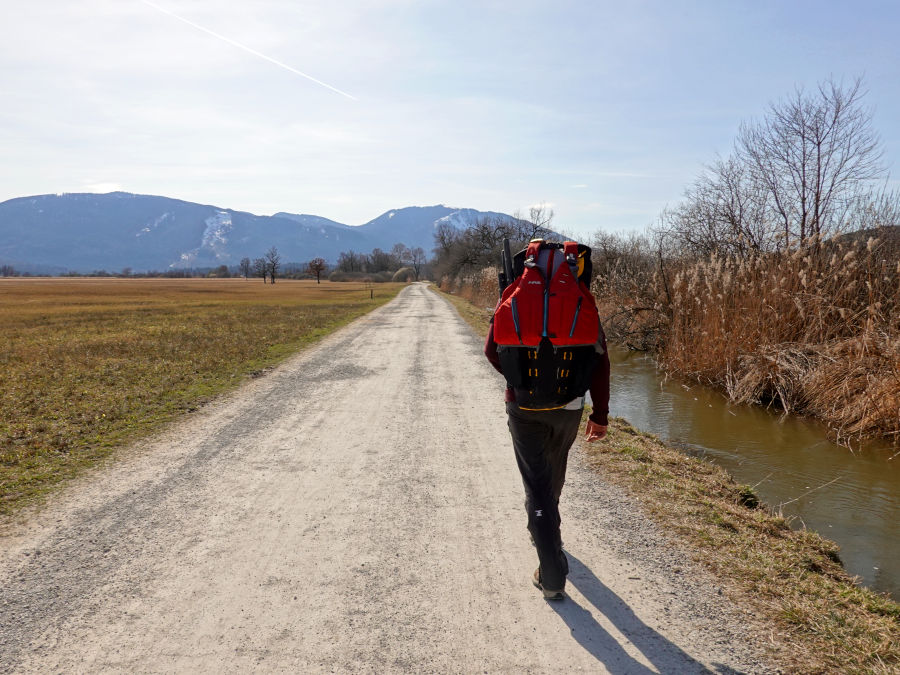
[1,0,898,238]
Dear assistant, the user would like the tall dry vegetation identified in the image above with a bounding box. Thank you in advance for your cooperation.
[439,267,499,311]
[646,77,900,444]
[661,232,900,443]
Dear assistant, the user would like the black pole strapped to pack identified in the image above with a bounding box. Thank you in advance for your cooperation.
[498,237,514,295]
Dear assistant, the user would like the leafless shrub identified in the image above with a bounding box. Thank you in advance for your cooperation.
[589,230,670,350]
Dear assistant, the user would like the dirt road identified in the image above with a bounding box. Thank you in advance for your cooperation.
[0,284,772,673]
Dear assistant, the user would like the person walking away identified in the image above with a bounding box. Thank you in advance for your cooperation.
[484,239,610,601]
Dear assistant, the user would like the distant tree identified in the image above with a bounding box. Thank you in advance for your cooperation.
[120,267,132,277]
[525,203,556,241]
[337,250,362,272]
[210,264,230,278]
[253,257,268,283]
[265,246,281,283]
[369,247,396,273]
[408,247,427,281]
[307,257,327,283]
[0,264,16,277]
[431,212,546,280]
[239,257,251,279]
[391,243,409,268]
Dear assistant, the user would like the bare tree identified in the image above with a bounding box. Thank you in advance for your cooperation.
[658,155,772,257]
[265,246,281,283]
[738,76,886,245]
[307,257,327,283]
[337,250,362,272]
[369,247,395,272]
[407,247,426,280]
[657,77,898,258]
[391,242,409,268]
[253,257,268,283]
[527,203,556,240]
[239,257,251,279]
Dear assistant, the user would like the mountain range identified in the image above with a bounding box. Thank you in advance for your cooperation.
[0,192,517,273]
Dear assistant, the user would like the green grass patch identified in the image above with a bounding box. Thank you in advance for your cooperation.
[0,278,403,515]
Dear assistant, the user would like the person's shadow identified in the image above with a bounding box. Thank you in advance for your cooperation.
[551,553,746,674]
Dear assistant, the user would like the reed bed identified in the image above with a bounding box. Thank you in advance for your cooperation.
[438,268,499,311]
[0,278,402,513]
[661,234,900,444]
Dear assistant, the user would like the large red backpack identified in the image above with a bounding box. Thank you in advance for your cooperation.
[493,239,601,410]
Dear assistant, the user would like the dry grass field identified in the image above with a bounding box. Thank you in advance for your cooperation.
[0,278,403,514]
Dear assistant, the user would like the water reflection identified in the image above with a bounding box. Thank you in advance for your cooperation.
[605,345,899,599]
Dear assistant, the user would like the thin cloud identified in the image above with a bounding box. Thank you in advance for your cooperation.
[138,0,356,100]
[570,184,588,188]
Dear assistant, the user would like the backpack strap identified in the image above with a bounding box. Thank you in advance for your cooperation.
[563,241,579,277]
[524,239,544,267]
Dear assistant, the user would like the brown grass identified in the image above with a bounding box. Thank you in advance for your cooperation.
[436,285,900,674]
[0,278,403,514]
[660,237,900,444]
[438,268,499,313]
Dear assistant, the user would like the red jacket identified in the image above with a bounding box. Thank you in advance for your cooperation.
[484,323,610,426]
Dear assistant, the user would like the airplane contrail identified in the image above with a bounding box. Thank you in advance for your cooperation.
[138,0,356,100]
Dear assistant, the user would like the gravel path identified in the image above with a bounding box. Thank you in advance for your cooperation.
[0,283,774,673]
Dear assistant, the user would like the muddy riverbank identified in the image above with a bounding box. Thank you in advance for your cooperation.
[606,345,899,599]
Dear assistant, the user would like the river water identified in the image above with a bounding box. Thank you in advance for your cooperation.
[605,346,899,599]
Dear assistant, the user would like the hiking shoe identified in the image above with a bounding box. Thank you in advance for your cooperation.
[532,567,565,601]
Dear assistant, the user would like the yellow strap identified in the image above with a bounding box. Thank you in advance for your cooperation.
[518,404,569,412]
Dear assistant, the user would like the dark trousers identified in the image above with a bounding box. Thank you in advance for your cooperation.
[506,402,582,591]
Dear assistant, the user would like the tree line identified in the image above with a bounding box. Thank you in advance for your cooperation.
[331,243,428,281]
[431,204,555,281]
[6,241,429,282]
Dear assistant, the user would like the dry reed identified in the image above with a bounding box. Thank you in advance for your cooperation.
[661,235,900,444]
[438,267,499,311]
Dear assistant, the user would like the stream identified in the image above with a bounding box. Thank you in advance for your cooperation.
[606,345,899,599]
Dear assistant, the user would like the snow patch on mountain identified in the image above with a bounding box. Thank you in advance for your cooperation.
[136,212,172,237]
[172,211,232,267]
[434,209,488,230]
[201,211,232,254]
